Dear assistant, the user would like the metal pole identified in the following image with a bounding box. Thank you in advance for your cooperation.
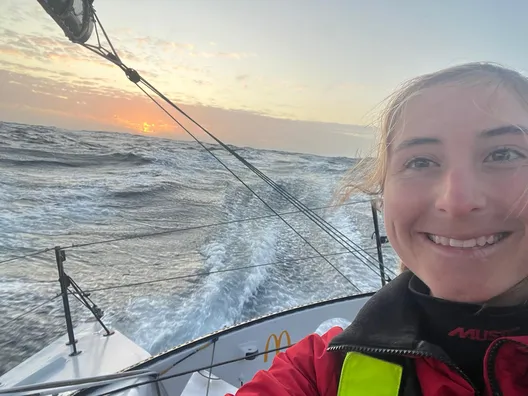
[370,200,386,287]
[55,246,80,356]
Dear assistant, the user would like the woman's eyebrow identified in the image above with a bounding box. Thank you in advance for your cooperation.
[394,137,441,153]
[479,125,528,138]
[394,125,528,152]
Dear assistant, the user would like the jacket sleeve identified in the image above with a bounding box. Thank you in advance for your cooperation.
[225,326,343,396]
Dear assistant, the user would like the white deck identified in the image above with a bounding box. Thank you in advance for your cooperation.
[0,321,150,393]
[0,293,372,396]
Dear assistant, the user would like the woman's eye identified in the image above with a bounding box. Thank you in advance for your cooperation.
[485,148,525,163]
[404,158,435,169]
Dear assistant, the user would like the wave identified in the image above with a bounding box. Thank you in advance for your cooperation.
[0,148,153,168]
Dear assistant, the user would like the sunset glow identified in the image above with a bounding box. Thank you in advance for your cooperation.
[142,122,154,133]
[112,113,174,136]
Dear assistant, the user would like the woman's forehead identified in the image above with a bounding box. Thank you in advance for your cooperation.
[393,84,528,140]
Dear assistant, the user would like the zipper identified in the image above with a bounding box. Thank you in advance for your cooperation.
[328,344,480,395]
[485,339,504,396]
[485,338,528,396]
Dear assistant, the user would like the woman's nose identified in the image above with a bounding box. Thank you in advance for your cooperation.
[434,168,486,217]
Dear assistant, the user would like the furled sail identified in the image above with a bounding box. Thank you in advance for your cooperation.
[37,0,94,44]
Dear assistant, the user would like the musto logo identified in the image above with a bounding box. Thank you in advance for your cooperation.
[263,330,291,362]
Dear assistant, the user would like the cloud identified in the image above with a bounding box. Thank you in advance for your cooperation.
[0,59,112,91]
[0,30,98,66]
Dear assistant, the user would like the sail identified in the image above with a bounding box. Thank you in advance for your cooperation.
[37,0,94,44]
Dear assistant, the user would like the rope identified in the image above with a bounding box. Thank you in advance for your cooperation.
[99,343,294,396]
[86,8,386,285]
[132,78,393,280]
[0,247,54,265]
[50,7,385,290]
[74,250,356,294]
[205,338,217,396]
[61,199,372,250]
[56,80,362,292]
[117,199,372,226]
[48,246,391,292]
[134,78,391,275]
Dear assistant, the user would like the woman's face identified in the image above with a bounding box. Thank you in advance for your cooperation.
[383,83,528,303]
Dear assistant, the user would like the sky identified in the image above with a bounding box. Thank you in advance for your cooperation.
[1,0,528,156]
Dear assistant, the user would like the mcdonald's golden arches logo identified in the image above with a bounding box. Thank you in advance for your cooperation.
[263,330,291,362]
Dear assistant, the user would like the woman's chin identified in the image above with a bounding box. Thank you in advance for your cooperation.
[428,286,491,304]
[420,271,499,304]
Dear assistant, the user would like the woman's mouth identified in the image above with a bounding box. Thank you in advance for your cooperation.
[425,232,511,249]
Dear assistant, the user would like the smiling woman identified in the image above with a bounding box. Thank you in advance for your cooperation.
[230,62,528,396]
[358,63,528,305]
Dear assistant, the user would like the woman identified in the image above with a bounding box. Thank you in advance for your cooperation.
[228,62,528,395]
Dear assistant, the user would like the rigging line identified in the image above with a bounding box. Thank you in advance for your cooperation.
[229,162,388,272]
[92,9,121,63]
[136,80,394,280]
[197,146,392,277]
[0,247,54,265]
[68,276,97,308]
[1,292,62,328]
[236,168,392,278]
[159,340,216,376]
[205,338,217,396]
[130,82,363,293]
[119,198,374,226]
[77,9,380,285]
[69,286,87,307]
[138,85,391,281]
[97,344,294,396]
[75,11,377,285]
[137,78,390,280]
[39,246,390,285]
[77,250,355,294]
[61,202,376,261]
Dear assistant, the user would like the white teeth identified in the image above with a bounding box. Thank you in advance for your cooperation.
[476,236,487,246]
[427,233,505,248]
[449,239,464,247]
[463,239,476,248]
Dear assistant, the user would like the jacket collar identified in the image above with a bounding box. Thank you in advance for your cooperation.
[328,270,422,351]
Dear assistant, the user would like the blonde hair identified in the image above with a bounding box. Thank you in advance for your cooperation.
[339,62,528,201]
[337,62,528,276]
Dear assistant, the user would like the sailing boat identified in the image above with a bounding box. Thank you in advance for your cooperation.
[0,1,394,395]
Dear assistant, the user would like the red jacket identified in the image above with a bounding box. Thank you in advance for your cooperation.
[227,272,528,396]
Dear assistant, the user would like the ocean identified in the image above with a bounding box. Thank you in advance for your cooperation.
[0,120,398,375]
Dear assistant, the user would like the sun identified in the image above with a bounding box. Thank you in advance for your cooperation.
[112,113,174,135]
[141,122,154,133]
